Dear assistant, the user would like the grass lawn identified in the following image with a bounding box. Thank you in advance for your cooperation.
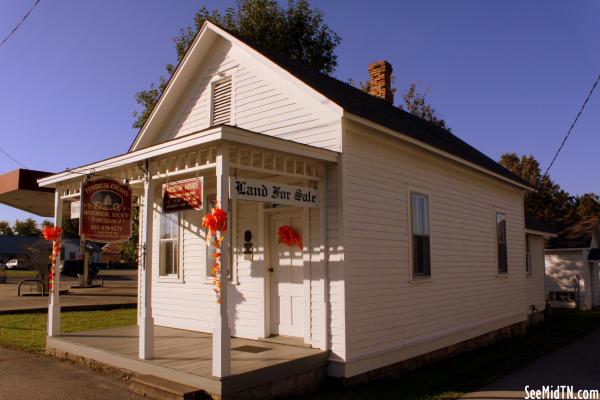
[296,309,600,400]
[2,270,38,278]
[0,308,136,354]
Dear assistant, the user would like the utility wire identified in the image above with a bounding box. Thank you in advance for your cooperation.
[0,0,42,50]
[0,146,28,168]
[542,73,600,181]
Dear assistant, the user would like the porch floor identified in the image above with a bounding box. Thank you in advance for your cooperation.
[47,325,328,398]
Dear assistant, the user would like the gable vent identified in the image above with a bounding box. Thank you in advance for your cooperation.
[211,78,232,125]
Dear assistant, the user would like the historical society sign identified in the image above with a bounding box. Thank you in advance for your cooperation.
[80,178,133,243]
[231,177,319,208]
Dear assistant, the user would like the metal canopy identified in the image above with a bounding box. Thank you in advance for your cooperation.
[0,169,55,217]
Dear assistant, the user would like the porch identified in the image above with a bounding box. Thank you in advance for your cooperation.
[47,325,329,398]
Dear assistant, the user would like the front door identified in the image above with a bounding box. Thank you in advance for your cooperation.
[269,208,304,337]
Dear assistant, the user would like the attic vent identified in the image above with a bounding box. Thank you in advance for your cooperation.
[211,77,232,125]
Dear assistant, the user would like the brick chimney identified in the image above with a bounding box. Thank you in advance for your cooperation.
[368,60,393,103]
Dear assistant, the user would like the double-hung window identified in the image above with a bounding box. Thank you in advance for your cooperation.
[411,193,431,277]
[159,211,180,277]
[496,212,508,274]
[525,234,532,274]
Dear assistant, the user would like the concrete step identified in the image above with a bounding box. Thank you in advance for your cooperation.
[130,374,210,400]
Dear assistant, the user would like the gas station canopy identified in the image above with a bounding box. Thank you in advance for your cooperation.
[0,169,55,217]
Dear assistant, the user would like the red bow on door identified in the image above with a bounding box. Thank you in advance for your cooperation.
[278,225,303,249]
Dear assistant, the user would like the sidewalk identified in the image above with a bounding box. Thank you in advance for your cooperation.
[463,329,600,399]
[0,346,142,400]
[0,270,137,313]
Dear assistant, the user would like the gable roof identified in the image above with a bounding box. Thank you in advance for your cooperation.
[546,217,599,249]
[130,22,530,189]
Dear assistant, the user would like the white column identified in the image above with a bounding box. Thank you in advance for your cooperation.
[318,170,329,350]
[48,188,63,337]
[213,142,231,377]
[139,174,155,359]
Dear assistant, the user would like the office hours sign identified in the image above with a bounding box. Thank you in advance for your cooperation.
[231,177,319,208]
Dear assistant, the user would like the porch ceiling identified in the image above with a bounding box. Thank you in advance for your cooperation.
[0,169,55,217]
[38,125,339,191]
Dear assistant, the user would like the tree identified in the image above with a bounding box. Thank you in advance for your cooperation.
[349,77,450,131]
[0,221,13,236]
[61,217,80,238]
[499,153,576,222]
[13,218,41,236]
[121,205,139,264]
[399,82,449,130]
[133,0,341,129]
[573,193,600,218]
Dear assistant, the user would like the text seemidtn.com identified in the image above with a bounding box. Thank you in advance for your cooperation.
[525,386,599,400]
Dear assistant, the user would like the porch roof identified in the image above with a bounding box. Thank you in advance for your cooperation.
[38,125,339,188]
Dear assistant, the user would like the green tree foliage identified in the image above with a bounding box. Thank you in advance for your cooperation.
[573,193,600,218]
[399,82,449,130]
[133,0,341,130]
[499,153,577,222]
[0,221,13,236]
[349,77,450,131]
[121,205,139,264]
[61,218,80,238]
[13,218,42,236]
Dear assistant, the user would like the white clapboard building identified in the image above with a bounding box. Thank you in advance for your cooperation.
[37,21,554,399]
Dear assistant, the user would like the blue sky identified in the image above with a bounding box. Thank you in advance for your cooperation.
[0,0,598,223]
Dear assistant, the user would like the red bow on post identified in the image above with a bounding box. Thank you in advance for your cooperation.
[42,226,64,291]
[201,206,228,304]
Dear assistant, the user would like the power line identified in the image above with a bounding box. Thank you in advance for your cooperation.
[542,73,600,181]
[0,0,42,50]
[0,146,28,168]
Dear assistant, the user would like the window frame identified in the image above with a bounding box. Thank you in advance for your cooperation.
[408,190,432,280]
[210,76,234,126]
[525,234,532,275]
[495,211,508,275]
[158,208,184,282]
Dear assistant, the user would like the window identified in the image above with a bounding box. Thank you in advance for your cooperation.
[411,193,431,277]
[525,234,532,274]
[211,77,232,125]
[496,212,508,274]
[159,211,180,277]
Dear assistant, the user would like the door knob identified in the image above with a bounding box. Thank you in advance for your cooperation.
[268,268,274,272]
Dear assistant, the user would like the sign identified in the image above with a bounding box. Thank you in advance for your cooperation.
[79,178,133,243]
[231,177,319,208]
[70,201,81,219]
[163,177,203,213]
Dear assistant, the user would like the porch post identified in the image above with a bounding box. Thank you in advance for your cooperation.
[318,170,329,350]
[213,142,231,377]
[48,188,63,337]
[139,168,155,359]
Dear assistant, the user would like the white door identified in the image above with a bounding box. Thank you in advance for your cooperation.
[269,209,305,337]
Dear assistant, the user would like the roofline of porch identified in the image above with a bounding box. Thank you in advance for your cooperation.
[38,125,339,188]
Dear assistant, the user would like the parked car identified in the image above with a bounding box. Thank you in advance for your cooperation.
[59,260,100,278]
[5,259,30,270]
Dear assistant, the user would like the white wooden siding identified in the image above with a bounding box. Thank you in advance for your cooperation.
[526,235,546,310]
[544,250,593,309]
[340,119,529,375]
[156,37,340,151]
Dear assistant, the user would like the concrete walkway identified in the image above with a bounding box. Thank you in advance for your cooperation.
[463,329,600,399]
[0,346,143,400]
[0,270,137,313]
